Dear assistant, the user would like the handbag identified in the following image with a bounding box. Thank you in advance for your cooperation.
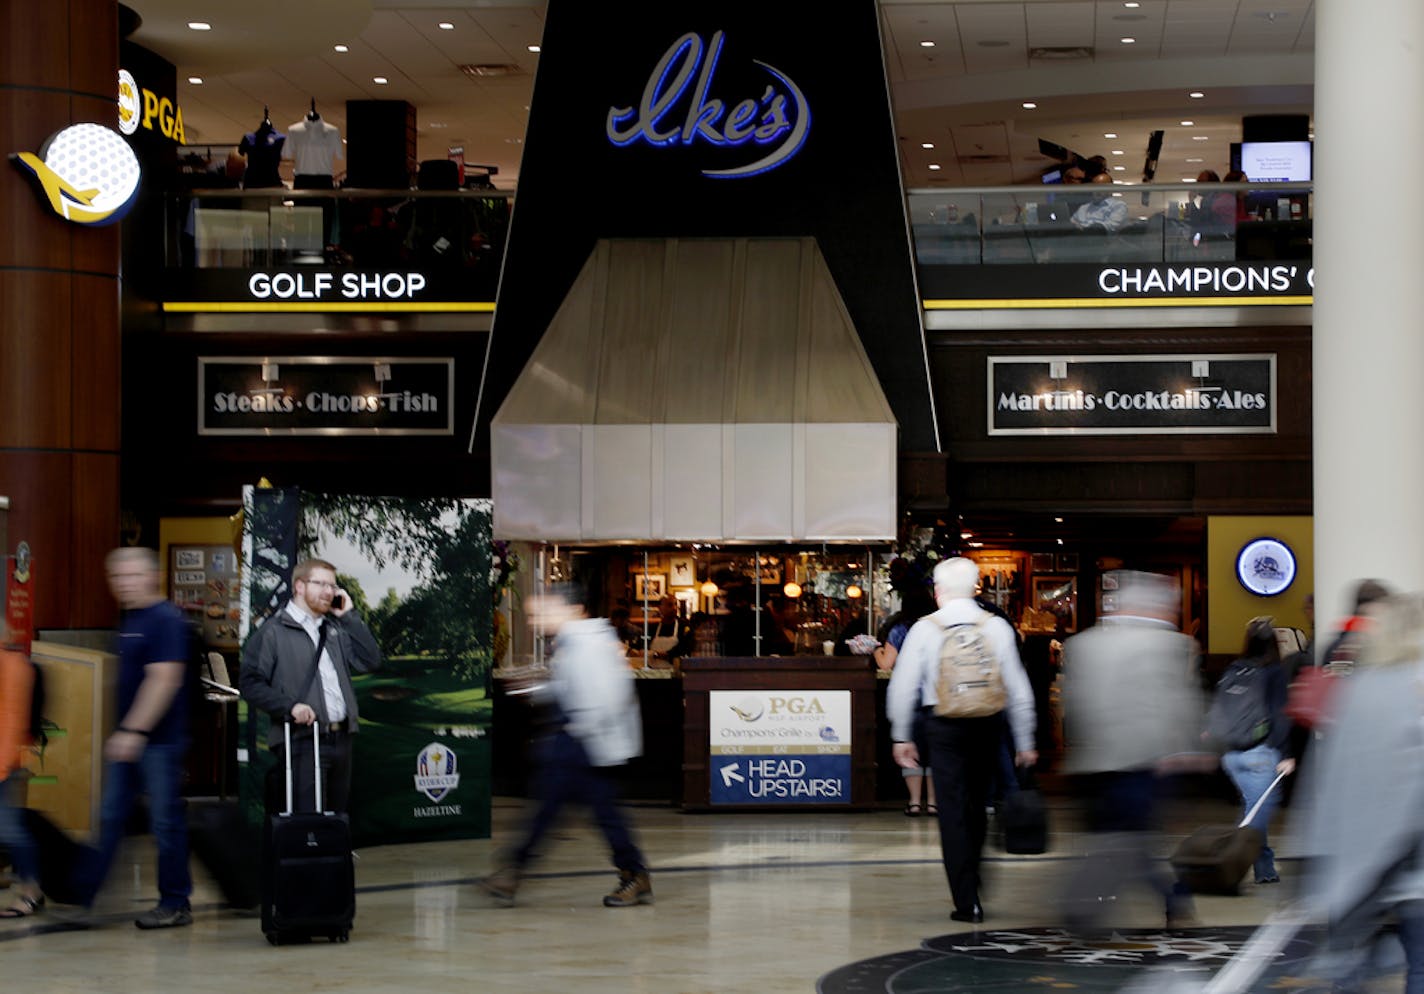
[1283,664,1338,730]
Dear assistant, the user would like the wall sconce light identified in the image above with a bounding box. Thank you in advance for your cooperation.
[261,362,279,383]
[783,582,802,599]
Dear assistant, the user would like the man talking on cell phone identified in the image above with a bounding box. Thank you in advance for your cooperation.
[241,558,381,814]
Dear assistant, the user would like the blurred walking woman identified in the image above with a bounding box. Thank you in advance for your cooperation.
[0,634,43,917]
[1218,617,1295,884]
[1298,592,1424,994]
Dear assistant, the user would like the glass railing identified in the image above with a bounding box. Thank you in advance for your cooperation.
[906,182,1312,266]
[164,186,514,274]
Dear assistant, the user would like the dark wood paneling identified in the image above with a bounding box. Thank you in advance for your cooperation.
[0,452,72,631]
[0,272,71,449]
[68,0,117,99]
[0,91,77,272]
[71,273,121,451]
[0,3,69,89]
[70,452,120,629]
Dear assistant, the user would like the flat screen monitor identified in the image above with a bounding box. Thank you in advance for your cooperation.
[1239,140,1312,182]
[1040,168,1062,185]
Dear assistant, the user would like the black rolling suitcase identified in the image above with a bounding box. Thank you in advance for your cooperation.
[20,808,92,906]
[261,722,355,945]
[1000,768,1049,854]
[1170,768,1287,895]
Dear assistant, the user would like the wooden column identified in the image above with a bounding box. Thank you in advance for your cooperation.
[0,0,120,630]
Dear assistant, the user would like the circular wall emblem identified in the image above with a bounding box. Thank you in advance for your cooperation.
[1236,537,1296,597]
[11,123,143,226]
[117,69,140,135]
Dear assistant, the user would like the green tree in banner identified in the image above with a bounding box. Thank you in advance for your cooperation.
[300,495,491,680]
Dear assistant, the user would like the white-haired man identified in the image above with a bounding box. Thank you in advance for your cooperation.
[887,557,1036,923]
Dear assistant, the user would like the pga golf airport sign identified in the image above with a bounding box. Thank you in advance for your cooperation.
[708,690,850,805]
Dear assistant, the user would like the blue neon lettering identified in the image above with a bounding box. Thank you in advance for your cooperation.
[607,34,701,147]
[606,30,810,177]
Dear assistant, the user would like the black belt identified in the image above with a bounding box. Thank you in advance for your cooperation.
[320,721,346,734]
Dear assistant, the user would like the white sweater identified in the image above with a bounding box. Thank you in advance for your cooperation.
[543,617,642,766]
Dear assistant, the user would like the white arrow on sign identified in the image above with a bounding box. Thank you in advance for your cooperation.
[719,763,745,787]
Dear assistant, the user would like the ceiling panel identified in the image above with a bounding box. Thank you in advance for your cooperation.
[884,4,966,81]
[1025,2,1094,48]
[956,4,1029,74]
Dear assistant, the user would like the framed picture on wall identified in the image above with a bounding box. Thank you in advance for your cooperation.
[1057,552,1080,572]
[635,573,666,602]
[668,556,695,587]
[1030,575,1078,633]
[1030,552,1056,574]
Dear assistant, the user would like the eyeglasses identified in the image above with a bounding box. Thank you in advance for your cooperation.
[301,579,338,589]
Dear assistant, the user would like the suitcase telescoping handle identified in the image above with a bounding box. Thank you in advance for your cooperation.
[1238,767,1289,829]
[282,719,324,816]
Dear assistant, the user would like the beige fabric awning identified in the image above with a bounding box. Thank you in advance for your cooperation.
[491,237,897,542]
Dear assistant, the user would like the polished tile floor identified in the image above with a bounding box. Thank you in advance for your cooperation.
[0,793,1400,994]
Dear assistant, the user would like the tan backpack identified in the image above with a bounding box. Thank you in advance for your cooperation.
[932,616,1006,718]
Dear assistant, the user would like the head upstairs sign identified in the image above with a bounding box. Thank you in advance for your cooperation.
[477,0,938,453]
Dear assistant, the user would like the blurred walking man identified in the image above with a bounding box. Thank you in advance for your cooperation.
[1060,570,1203,931]
[478,584,652,908]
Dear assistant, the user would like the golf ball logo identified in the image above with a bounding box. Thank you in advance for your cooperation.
[10,122,142,226]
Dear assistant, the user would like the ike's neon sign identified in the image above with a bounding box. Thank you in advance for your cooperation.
[606,30,810,179]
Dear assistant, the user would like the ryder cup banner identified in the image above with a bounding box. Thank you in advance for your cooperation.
[989,354,1276,436]
[708,690,851,805]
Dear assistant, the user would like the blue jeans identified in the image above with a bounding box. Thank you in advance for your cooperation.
[0,775,38,883]
[78,742,191,909]
[513,731,645,875]
[1222,743,1281,881]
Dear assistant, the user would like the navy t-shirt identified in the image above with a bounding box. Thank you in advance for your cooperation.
[116,601,191,746]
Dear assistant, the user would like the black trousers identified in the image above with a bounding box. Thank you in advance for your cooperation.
[273,728,352,815]
[925,712,1000,914]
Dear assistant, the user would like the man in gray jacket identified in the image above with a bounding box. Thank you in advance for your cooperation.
[1060,569,1203,930]
[240,557,381,814]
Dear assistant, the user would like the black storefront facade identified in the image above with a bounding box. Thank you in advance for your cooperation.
[113,2,1314,805]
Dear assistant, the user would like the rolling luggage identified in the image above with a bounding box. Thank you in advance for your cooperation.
[261,722,355,945]
[1000,768,1049,854]
[20,807,92,906]
[1170,769,1287,895]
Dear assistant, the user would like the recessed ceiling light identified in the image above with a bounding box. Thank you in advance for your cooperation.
[921,142,935,149]
[1124,1,1141,6]
[928,163,941,170]
[334,44,349,53]
[1192,135,1209,141]
[1189,91,1205,98]
[187,76,203,85]
[920,40,936,48]
[438,22,454,30]
[1112,191,1123,197]
[1183,177,1197,183]
[372,76,388,85]
[1111,149,1125,155]
[527,44,540,53]
[429,123,447,129]
[1120,37,1136,44]
[187,21,211,31]
[1104,132,1118,139]
[1186,157,1204,163]
[1180,120,1194,126]
[1113,165,1126,171]
[1022,102,1037,109]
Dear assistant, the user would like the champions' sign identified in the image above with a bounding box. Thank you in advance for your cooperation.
[198,357,454,436]
[989,354,1276,436]
[607,30,810,178]
[10,123,142,226]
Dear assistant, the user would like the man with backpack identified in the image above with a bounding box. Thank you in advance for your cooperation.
[887,557,1036,924]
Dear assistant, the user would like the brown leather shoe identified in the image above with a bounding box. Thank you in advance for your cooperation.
[476,867,520,907]
[603,870,653,907]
